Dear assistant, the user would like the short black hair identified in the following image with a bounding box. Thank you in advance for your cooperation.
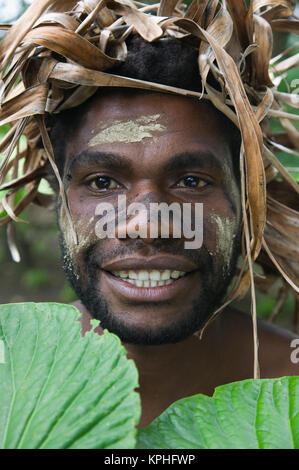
[109,34,205,91]
[46,35,241,187]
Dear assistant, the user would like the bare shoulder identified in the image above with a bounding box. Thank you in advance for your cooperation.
[224,307,299,378]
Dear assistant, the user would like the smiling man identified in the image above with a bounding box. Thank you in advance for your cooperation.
[0,1,298,429]
[43,37,298,427]
[58,89,241,346]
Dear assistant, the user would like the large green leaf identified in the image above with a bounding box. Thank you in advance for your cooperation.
[137,377,299,449]
[0,302,141,449]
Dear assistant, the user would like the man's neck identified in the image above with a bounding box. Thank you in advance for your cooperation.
[72,300,222,379]
[71,299,299,427]
[124,329,226,427]
[123,324,221,382]
[72,299,227,426]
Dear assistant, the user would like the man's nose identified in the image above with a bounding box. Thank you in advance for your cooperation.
[115,191,178,244]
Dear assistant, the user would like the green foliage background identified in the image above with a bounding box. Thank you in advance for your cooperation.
[0,302,298,449]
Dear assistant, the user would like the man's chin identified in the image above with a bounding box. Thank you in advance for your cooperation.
[59,234,240,345]
[91,315,206,345]
[65,268,229,345]
[75,289,220,345]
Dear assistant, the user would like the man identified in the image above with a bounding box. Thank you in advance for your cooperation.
[0,1,298,428]
[46,35,298,427]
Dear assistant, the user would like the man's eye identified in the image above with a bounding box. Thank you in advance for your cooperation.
[88,176,120,191]
[176,176,208,189]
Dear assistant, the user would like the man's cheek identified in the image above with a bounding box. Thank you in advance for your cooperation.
[202,213,236,269]
[59,212,98,268]
[75,216,99,250]
[210,213,238,274]
[201,214,217,257]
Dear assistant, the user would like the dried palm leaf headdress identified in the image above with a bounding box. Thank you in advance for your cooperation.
[0,0,298,376]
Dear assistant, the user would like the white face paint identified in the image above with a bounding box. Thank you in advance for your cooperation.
[88,114,166,146]
[59,212,96,280]
[211,214,237,275]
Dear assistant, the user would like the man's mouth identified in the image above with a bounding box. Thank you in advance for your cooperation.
[109,269,187,288]
[100,255,200,302]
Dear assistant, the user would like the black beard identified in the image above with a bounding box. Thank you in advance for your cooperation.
[59,232,241,345]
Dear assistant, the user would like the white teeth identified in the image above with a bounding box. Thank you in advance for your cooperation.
[118,278,174,288]
[119,271,128,278]
[128,270,138,279]
[138,270,149,281]
[111,269,187,287]
[171,270,180,279]
[149,270,160,281]
[161,270,171,280]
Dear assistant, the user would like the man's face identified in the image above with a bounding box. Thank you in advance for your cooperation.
[58,90,241,344]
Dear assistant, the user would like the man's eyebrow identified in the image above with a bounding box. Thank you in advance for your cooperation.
[66,150,133,176]
[162,151,226,173]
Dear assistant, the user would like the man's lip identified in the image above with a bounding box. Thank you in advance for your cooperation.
[102,270,199,303]
[101,255,198,273]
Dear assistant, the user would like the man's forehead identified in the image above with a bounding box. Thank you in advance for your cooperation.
[66,90,234,156]
[76,89,220,125]
[88,114,167,147]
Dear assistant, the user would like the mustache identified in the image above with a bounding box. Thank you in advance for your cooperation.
[83,237,214,275]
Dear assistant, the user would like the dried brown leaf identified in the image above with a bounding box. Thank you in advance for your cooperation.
[23,26,121,70]
[1,47,35,103]
[0,183,39,226]
[0,85,48,126]
[225,0,249,49]
[36,115,78,245]
[0,166,46,191]
[107,0,163,42]
[2,192,29,224]
[252,0,296,12]
[75,0,106,34]
[252,14,273,86]
[199,6,233,84]
[176,17,266,262]
[185,0,210,25]
[0,0,77,69]
[254,87,274,122]
[35,12,80,30]
[271,19,299,34]
[271,53,299,78]
[55,85,98,112]
[158,0,180,17]
[263,144,299,194]
[262,5,294,22]
[96,6,118,28]
[0,118,29,184]
[274,90,299,109]
[49,61,207,99]
[263,195,299,293]
[7,222,21,263]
